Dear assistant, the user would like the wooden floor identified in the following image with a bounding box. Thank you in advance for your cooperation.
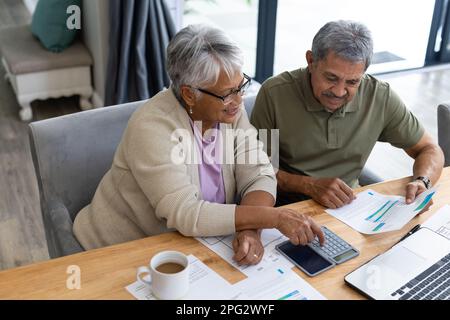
[368,67,450,180]
[0,0,82,270]
[1,1,450,271]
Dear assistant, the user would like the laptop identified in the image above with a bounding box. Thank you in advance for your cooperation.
[345,227,450,300]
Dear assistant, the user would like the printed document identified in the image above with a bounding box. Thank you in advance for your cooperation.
[233,267,326,300]
[326,188,436,234]
[126,256,326,300]
[196,228,293,276]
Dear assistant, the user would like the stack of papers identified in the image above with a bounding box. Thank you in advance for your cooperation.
[234,268,325,300]
[126,254,325,300]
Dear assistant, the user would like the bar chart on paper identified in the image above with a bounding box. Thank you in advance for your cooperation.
[326,188,436,234]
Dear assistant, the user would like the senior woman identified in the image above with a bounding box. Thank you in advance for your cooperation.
[73,24,324,265]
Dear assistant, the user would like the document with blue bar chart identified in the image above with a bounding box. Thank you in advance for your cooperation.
[326,188,436,234]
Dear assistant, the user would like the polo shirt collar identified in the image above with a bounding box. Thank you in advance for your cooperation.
[300,67,360,115]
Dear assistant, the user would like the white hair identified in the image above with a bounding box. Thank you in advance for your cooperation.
[166,24,244,101]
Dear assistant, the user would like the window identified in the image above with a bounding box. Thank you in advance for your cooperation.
[274,0,436,75]
[182,0,260,77]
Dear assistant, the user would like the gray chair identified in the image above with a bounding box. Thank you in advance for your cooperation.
[243,81,261,116]
[29,100,144,258]
[359,166,383,186]
[438,103,450,167]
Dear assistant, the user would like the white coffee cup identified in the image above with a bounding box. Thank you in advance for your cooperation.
[136,250,189,300]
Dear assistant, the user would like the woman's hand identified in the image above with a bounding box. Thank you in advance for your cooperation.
[232,230,264,265]
[275,208,325,246]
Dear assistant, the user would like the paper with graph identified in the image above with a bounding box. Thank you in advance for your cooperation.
[196,228,293,277]
[326,188,436,234]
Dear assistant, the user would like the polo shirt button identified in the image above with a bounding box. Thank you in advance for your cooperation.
[179,136,183,142]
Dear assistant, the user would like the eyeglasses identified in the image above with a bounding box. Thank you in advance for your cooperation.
[194,73,252,105]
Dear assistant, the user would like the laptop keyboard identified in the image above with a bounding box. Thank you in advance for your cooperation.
[391,252,450,300]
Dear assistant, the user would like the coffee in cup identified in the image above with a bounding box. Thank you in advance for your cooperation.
[155,262,185,274]
[137,250,189,300]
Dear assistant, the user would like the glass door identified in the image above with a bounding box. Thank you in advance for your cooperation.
[273,0,437,75]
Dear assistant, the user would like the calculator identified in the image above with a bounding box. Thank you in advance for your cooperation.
[309,226,359,264]
[276,226,359,276]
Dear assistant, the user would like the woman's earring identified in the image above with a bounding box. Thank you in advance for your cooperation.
[189,107,193,115]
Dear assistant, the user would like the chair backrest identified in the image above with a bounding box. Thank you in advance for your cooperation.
[29,101,145,222]
[438,103,450,167]
[243,81,261,116]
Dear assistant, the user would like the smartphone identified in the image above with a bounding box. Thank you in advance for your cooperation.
[276,241,335,277]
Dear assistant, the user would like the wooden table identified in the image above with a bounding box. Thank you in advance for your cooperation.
[1,167,450,300]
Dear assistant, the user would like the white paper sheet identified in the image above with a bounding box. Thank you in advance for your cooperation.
[126,255,243,300]
[233,267,326,300]
[422,204,450,240]
[326,188,436,234]
[196,228,293,277]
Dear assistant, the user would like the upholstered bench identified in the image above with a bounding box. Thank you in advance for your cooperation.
[0,25,93,121]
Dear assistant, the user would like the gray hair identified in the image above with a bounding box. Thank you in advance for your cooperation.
[166,24,244,101]
[311,20,373,70]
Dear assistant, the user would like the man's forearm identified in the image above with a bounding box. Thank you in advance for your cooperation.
[412,145,444,185]
[276,169,313,195]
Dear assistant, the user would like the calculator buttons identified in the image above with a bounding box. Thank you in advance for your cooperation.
[308,227,359,264]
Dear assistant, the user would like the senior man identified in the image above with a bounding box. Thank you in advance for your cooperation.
[251,20,444,208]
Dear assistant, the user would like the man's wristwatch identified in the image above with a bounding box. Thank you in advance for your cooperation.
[414,176,432,189]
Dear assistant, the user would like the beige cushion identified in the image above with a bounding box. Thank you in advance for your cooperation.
[0,25,92,75]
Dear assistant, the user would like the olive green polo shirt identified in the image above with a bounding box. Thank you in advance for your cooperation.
[250,68,424,188]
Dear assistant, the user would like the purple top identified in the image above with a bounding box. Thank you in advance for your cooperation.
[190,121,226,204]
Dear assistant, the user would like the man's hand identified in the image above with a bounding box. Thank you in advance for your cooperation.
[405,180,427,204]
[232,230,264,266]
[307,177,356,209]
[405,180,432,214]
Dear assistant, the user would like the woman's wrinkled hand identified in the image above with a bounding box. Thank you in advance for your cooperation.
[232,229,264,266]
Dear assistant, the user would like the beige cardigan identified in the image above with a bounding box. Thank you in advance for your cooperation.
[73,89,277,250]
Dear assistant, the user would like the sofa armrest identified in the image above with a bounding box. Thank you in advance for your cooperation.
[44,199,84,258]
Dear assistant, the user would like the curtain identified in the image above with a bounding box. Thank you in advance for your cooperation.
[105,0,176,106]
